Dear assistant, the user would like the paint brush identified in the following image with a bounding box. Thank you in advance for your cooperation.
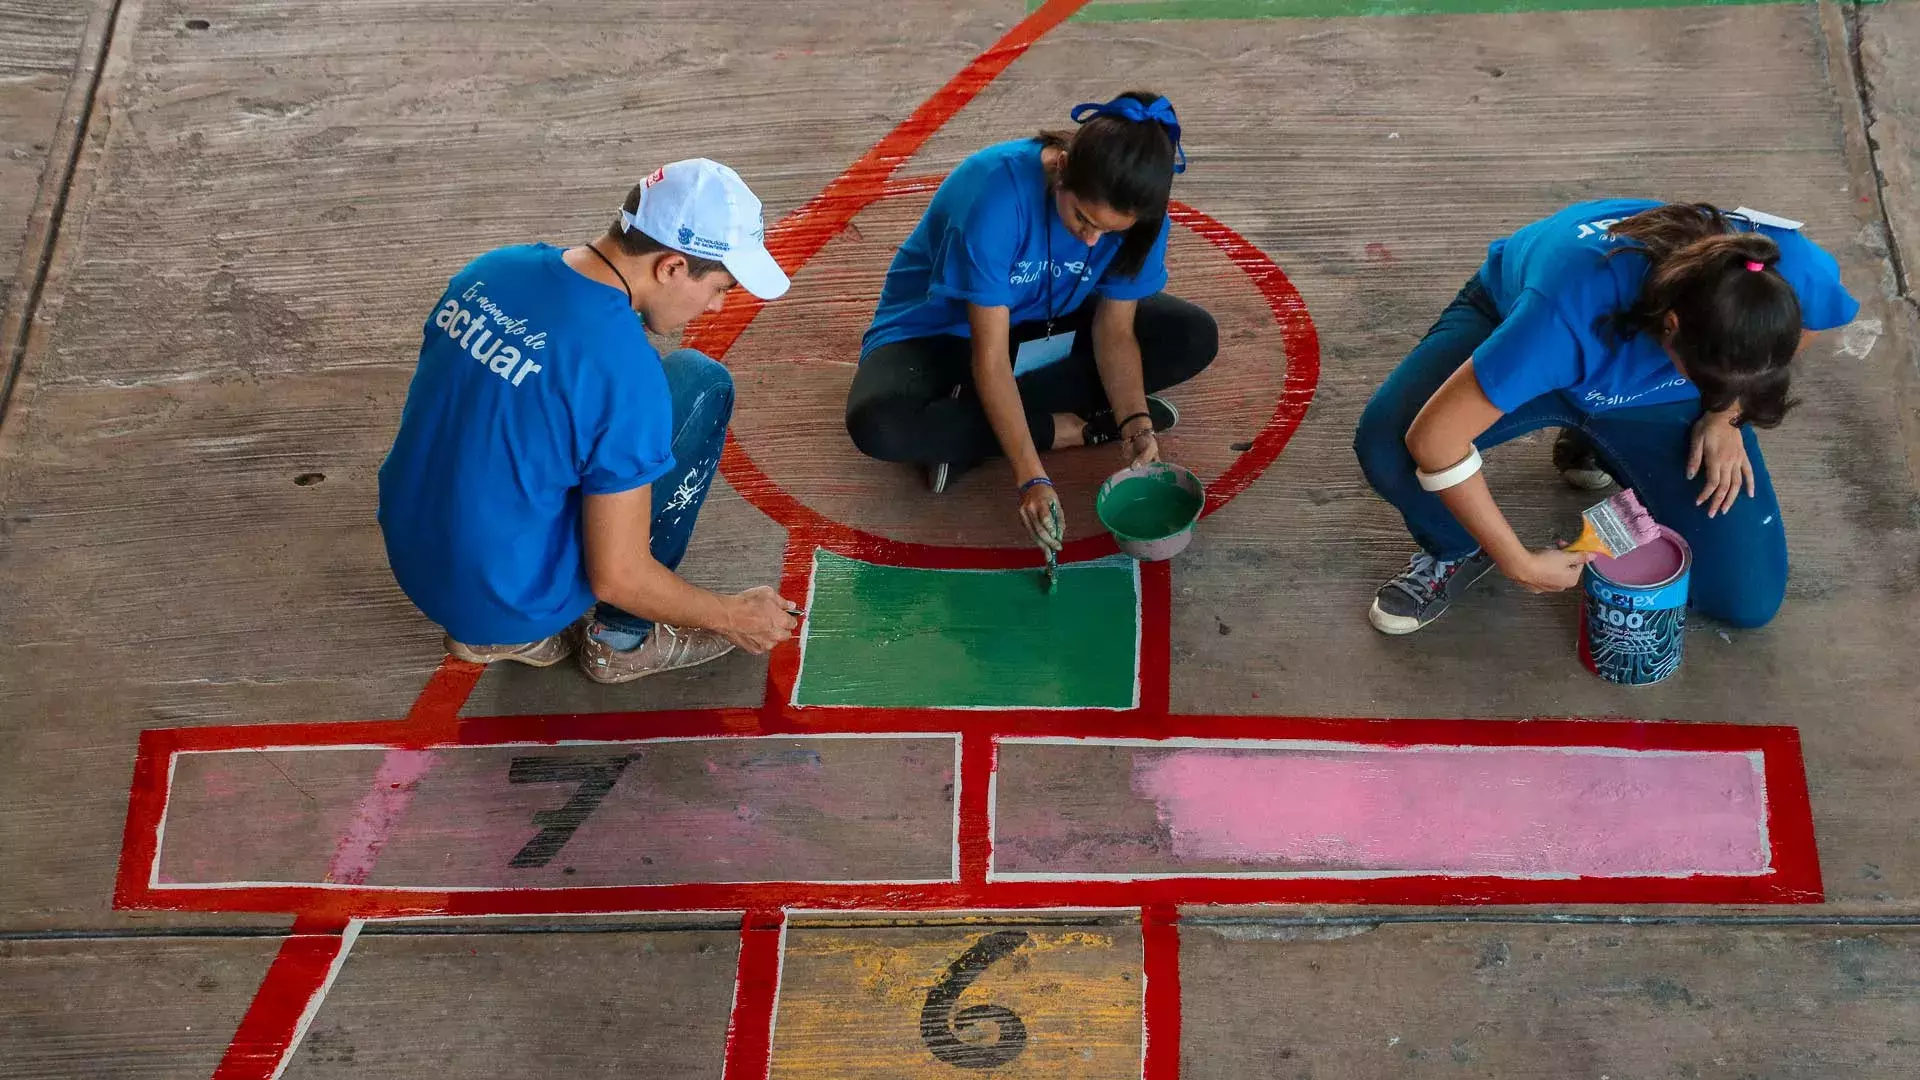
[1564,488,1661,558]
[1042,503,1062,594]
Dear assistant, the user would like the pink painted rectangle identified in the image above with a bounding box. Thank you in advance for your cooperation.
[991,740,1771,879]
[155,737,958,889]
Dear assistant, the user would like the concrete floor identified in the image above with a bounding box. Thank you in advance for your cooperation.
[4,0,1920,1076]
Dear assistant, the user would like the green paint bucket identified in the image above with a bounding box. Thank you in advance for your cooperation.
[1096,462,1205,561]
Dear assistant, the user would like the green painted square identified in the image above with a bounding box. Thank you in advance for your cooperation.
[794,551,1140,709]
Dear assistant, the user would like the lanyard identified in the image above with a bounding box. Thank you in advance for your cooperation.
[1043,187,1095,339]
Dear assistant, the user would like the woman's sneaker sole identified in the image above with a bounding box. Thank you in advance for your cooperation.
[1367,550,1497,635]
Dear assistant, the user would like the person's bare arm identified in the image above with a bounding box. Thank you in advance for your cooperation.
[582,486,794,652]
[1404,360,1593,592]
[967,302,1065,550]
[1090,297,1156,466]
[967,303,1045,483]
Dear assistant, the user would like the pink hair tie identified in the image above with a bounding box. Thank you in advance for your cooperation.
[1745,260,1765,272]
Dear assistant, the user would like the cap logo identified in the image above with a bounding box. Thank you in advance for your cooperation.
[677,225,695,246]
[644,167,666,188]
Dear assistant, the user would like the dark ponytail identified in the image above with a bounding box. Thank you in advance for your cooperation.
[1037,89,1178,277]
[1607,203,1802,427]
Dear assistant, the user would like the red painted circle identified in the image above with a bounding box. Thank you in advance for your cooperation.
[686,178,1320,570]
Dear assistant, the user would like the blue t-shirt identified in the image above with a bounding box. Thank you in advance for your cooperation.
[1473,198,1858,414]
[861,139,1172,357]
[378,244,674,646]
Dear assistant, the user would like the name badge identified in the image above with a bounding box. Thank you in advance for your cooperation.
[1731,206,1804,231]
[1013,331,1076,377]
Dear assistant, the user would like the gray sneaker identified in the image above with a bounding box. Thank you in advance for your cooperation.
[444,630,573,667]
[578,622,736,684]
[1553,428,1615,492]
[1368,549,1497,635]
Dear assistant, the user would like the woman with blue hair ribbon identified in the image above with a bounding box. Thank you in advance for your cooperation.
[846,90,1219,551]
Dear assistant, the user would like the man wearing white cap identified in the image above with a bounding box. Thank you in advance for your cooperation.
[378,159,797,684]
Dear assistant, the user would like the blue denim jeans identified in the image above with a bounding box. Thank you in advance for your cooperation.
[592,349,734,643]
[1353,275,1788,627]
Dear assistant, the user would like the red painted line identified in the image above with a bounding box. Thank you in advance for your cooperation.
[765,526,826,711]
[1164,200,1320,519]
[683,0,1093,369]
[959,732,996,883]
[125,852,1818,923]
[721,910,787,1080]
[112,728,173,910]
[1140,904,1182,1080]
[128,708,1814,752]
[1138,562,1172,715]
[211,923,358,1080]
[401,655,486,744]
[1759,726,1824,898]
[120,714,1819,917]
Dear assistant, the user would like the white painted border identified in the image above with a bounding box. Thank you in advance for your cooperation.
[790,550,1142,711]
[146,753,179,890]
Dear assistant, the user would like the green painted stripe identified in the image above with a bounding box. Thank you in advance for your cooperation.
[1036,0,1836,21]
[794,551,1140,709]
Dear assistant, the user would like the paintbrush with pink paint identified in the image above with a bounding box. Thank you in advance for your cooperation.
[1563,488,1662,558]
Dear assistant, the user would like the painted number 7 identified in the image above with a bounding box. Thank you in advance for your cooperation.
[506,754,637,869]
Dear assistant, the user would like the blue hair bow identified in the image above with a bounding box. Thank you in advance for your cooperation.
[1069,95,1186,174]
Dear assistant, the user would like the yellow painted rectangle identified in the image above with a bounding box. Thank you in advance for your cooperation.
[770,923,1144,1079]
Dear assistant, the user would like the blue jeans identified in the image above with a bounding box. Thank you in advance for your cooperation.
[1353,275,1788,628]
[593,349,734,643]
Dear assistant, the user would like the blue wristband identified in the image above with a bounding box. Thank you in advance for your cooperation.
[1019,477,1055,495]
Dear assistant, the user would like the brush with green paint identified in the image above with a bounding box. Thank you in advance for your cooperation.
[1042,503,1061,593]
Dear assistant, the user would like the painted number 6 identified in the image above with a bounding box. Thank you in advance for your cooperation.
[920,930,1032,1069]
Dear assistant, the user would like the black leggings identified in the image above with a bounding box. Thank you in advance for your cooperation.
[845,293,1219,466]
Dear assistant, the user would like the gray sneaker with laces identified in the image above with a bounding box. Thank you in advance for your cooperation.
[1368,549,1497,635]
[578,621,736,684]
[444,631,574,667]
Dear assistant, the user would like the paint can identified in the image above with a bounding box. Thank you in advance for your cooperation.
[1578,525,1691,685]
[1095,462,1204,561]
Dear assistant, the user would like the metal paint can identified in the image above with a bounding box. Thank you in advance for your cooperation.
[1578,525,1692,686]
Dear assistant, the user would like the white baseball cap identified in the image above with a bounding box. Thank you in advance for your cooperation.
[620,158,790,300]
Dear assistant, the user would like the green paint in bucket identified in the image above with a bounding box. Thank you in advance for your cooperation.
[1096,462,1204,560]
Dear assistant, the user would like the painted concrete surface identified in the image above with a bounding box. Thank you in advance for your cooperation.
[0,0,92,339]
[993,741,1772,878]
[156,738,958,887]
[1,0,1919,1075]
[1179,921,1920,1077]
[0,936,281,1079]
[794,553,1140,707]
[277,928,741,1079]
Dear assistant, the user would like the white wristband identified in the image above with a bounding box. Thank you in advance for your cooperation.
[1416,447,1483,492]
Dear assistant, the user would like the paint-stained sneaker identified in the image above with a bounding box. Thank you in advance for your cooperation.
[1080,395,1179,447]
[1553,428,1615,492]
[444,631,573,668]
[578,622,736,684]
[1367,549,1497,635]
